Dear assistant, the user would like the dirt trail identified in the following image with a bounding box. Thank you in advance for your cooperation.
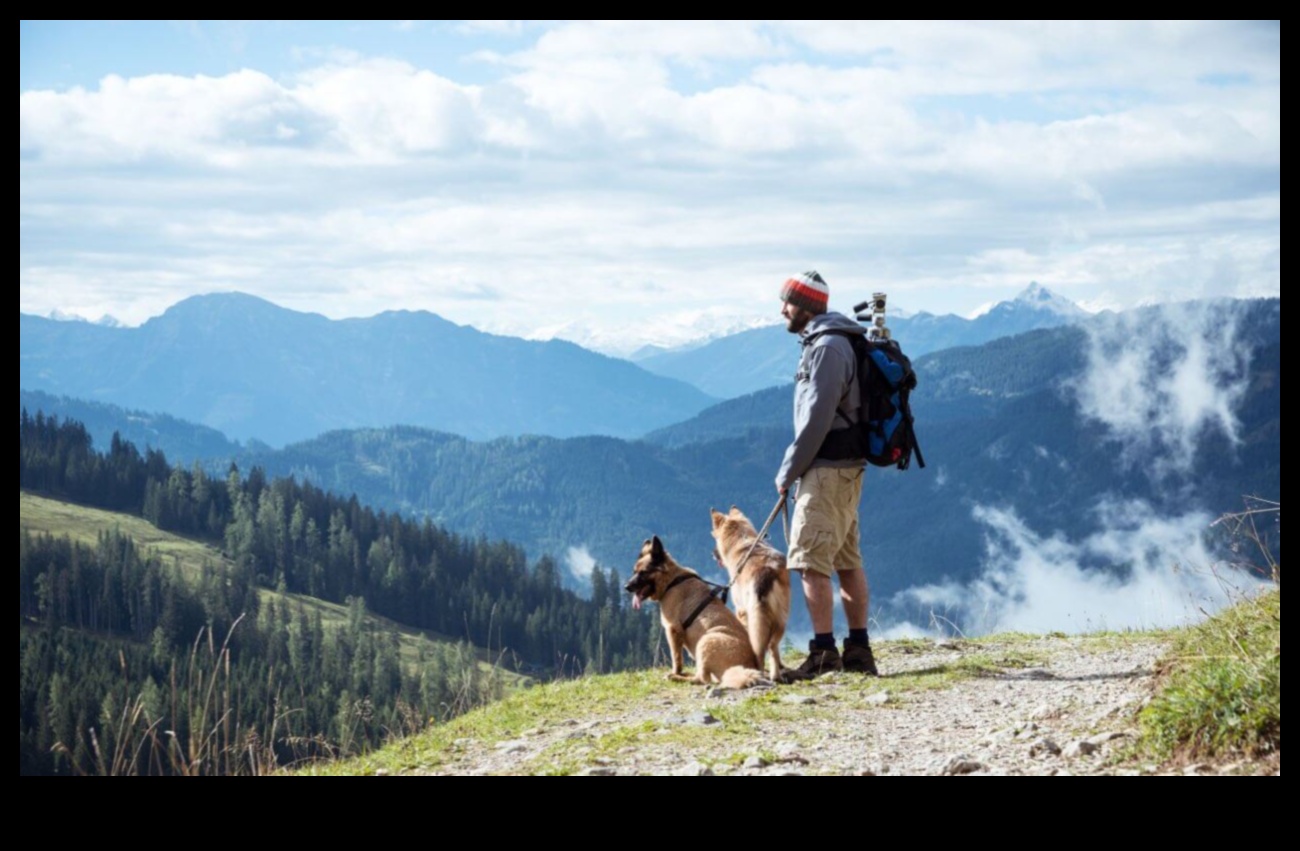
[399,633,1271,776]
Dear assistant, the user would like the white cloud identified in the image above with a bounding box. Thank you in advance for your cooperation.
[20,70,296,163]
[1066,300,1252,478]
[886,500,1270,638]
[781,21,1280,95]
[565,545,598,579]
[291,59,482,159]
[23,24,1277,174]
[19,21,1280,348]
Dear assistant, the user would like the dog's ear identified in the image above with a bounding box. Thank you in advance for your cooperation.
[710,508,725,528]
[729,505,742,516]
[650,535,666,564]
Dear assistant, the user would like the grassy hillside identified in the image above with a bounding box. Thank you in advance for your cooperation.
[299,590,1279,776]
[1138,587,1280,764]
[19,491,520,678]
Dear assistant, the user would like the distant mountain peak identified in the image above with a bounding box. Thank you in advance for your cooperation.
[970,283,1086,320]
[22,291,717,447]
[42,309,125,328]
[1010,282,1087,317]
[505,312,778,358]
[149,292,331,329]
[165,291,283,311]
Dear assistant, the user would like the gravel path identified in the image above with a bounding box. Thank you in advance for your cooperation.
[397,634,1275,776]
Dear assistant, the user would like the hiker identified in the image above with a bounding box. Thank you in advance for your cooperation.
[774,271,878,679]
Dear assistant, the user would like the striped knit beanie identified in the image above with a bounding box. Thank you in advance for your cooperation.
[779,271,829,314]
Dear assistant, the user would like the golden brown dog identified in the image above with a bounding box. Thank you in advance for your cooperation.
[624,535,767,689]
[710,506,792,682]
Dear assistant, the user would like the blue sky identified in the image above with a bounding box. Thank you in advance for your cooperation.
[20,20,1280,355]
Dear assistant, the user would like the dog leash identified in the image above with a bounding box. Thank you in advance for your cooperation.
[722,493,789,598]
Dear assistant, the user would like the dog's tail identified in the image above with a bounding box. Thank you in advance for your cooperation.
[746,613,775,669]
[720,666,771,690]
[748,581,790,663]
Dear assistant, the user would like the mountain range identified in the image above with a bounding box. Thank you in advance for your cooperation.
[24,297,1278,633]
[20,283,1087,448]
[20,293,716,448]
[635,282,1092,398]
[275,302,1280,624]
[20,389,247,463]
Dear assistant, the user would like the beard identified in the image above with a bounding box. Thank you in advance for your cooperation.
[785,309,812,334]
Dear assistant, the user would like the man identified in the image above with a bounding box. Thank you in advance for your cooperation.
[775,271,878,679]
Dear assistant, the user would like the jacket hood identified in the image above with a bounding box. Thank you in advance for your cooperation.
[802,311,866,341]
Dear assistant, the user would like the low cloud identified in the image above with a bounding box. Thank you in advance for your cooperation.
[565,545,598,580]
[883,500,1270,638]
[1066,300,1252,479]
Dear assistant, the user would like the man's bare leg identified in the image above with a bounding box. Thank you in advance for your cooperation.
[838,567,869,631]
[801,570,835,634]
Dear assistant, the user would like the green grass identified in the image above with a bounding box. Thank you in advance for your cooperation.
[37,489,1273,774]
[299,637,1059,775]
[21,490,223,572]
[1136,587,1280,764]
[304,608,1279,775]
[19,490,521,681]
[299,669,673,775]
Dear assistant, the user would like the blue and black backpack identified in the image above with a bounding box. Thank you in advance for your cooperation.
[815,331,925,471]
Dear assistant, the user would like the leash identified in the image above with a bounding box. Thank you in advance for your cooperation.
[717,493,789,603]
[665,494,791,627]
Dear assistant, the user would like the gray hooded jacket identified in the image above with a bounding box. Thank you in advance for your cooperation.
[775,311,867,492]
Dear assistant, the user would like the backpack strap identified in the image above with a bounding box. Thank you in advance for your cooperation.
[806,328,864,427]
[809,329,870,460]
[896,391,925,470]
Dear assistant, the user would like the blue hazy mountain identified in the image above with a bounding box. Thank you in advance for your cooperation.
[636,282,1090,398]
[20,296,1278,624]
[208,298,1278,612]
[19,292,716,447]
[19,389,247,464]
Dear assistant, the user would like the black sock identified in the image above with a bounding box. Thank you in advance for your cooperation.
[848,628,869,644]
[813,633,836,650]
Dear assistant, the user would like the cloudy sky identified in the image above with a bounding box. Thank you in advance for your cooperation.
[20,20,1280,355]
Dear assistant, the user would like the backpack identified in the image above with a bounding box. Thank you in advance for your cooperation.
[814,330,925,470]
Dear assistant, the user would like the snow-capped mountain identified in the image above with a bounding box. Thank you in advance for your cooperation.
[493,310,777,359]
[636,283,1093,398]
[971,282,1089,320]
[45,309,123,327]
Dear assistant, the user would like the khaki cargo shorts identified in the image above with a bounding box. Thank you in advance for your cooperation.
[788,465,864,577]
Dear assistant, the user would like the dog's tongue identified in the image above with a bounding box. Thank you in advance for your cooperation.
[632,593,643,611]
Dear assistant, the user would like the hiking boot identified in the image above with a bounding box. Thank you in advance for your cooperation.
[780,642,842,682]
[842,638,878,675]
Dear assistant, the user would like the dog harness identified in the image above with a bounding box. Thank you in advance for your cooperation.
[661,574,728,630]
